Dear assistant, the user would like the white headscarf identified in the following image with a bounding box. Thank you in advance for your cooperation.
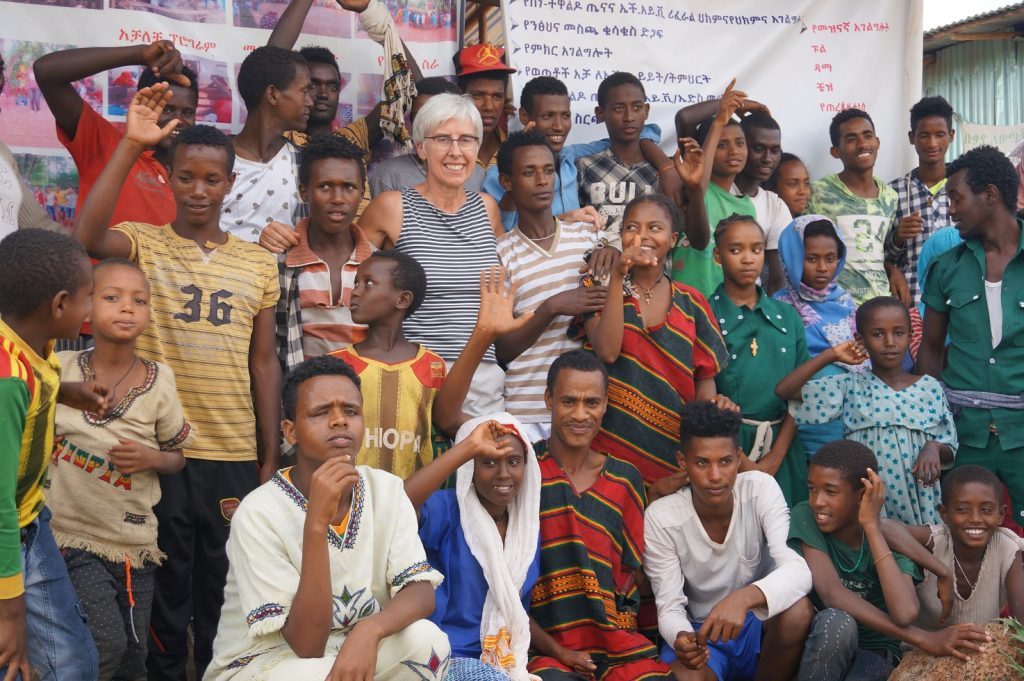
[454,413,541,681]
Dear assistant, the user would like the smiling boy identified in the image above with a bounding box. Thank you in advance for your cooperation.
[644,401,812,681]
[576,72,662,246]
[808,109,899,305]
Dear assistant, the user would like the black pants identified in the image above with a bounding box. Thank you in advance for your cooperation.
[64,549,156,681]
[146,459,259,681]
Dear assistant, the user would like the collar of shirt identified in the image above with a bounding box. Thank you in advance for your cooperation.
[961,218,1024,270]
[285,218,374,268]
[710,286,788,335]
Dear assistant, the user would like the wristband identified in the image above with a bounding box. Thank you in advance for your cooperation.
[658,163,675,174]
[873,551,893,566]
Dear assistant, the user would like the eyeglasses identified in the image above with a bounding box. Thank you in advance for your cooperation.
[424,135,480,150]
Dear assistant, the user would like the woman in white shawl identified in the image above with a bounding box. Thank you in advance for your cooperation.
[404,413,542,681]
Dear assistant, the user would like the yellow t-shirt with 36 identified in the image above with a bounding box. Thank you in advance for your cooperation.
[113,222,279,462]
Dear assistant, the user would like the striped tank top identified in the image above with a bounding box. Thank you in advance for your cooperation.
[397,188,498,362]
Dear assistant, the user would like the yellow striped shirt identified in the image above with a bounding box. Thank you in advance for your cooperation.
[114,223,279,461]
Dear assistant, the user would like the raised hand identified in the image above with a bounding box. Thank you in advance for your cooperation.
[831,339,868,366]
[335,0,371,12]
[124,83,180,149]
[139,40,190,87]
[674,137,705,188]
[464,420,515,458]
[476,265,534,337]
[617,244,657,277]
[715,78,748,124]
[857,468,886,528]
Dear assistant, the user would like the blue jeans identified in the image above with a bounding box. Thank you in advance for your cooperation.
[0,507,98,681]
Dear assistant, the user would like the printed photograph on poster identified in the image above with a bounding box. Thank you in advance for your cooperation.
[234,0,353,38]
[355,0,455,43]
[108,66,142,116]
[185,57,233,125]
[15,153,81,229]
[0,39,101,149]
[3,0,101,9]
[110,0,227,24]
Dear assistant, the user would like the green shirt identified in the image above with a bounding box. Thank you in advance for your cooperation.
[808,174,898,305]
[921,219,1024,450]
[671,183,754,299]
[787,502,921,656]
[711,287,810,505]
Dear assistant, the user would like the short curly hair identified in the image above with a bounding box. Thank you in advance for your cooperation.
[855,295,910,332]
[596,71,644,109]
[416,76,460,97]
[0,230,90,317]
[910,95,953,132]
[237,46,307,112]
[829,108,874,147]
[521,76,568,116]
[298,133,367,186]
[678,401,741,453]
[940,464,1002,507]
[946,145,1018,213]
[282,355,361,420]
[809,440,878,490]
[169,124,235,175]
[496,129,553,177]
[366,250,428,318]
[546,349,608,394]
[298,46,340,78]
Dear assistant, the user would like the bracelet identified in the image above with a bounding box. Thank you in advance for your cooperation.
[658,163,675,174]
[873,551,893,566]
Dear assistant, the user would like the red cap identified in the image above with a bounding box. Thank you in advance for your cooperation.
[453,44,516,77]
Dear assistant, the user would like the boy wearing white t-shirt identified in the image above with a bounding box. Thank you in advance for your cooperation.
[644,401,813,681]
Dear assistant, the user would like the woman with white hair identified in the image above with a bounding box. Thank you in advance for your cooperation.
[354,93,505,417]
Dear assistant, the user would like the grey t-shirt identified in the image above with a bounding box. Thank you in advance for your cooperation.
[368,153,485,197]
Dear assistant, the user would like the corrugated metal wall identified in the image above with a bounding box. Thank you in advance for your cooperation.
[924,38,1024,158]
[463,3,505,46]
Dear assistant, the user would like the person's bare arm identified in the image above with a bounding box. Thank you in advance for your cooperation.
[404,420,512,511]
[267,0,315,48]
[72,86,178,259]
[766,251,785,295]
[1006,550,1024,621]
[493,287,606,364]
[775,341,867,400]
[917,306,949,379]
[675,137,709,250]
[433,267,533,436]
[354,191,403,248]
[34,41,187,138]
[860,470,919,626]
[481,193,504,237]
[250,306,283,482]
[529,617,597,676]
[674,91,769,139]
[582,259,628,364]
[282,457,360,656]
[879,518,953,625]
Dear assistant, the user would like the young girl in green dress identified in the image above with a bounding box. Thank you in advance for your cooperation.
[708,213,810,506]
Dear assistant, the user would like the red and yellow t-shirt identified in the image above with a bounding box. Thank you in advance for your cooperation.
[330,345,446,479]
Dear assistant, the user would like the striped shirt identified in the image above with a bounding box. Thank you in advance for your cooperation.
[496,220,596,423]
[330,345,446,479]
[396,188,498,362]
[114,222,280,462]
[282,220,372,362]
[572,282,729,484]
[0,318,61,597]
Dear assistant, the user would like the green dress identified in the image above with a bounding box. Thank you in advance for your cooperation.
[709,285,809,506]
